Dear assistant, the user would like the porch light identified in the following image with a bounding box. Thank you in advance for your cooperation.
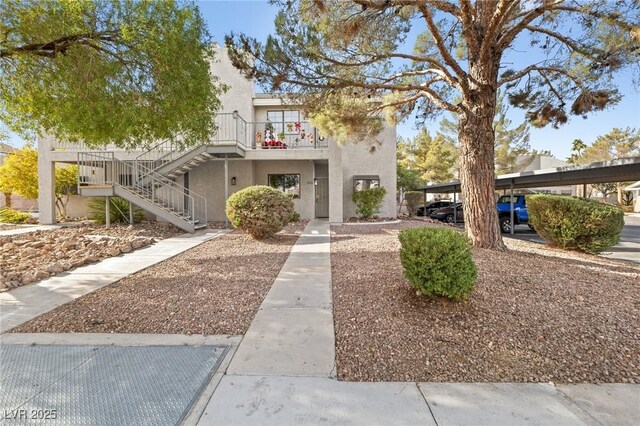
[231,176,236,186]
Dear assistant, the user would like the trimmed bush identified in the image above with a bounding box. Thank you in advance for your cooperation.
[0,207,30,224]
[226,185,295,239]
[352,187,387,219]
[404,191,423,217]
[399,227,476,300]
[527,194,624,253]
[288,210,301,222]
[89,197,145,225]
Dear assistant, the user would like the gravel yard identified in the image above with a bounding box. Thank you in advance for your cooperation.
[331,220,640,384]
[12,222,307,335]
[1,222,183,291]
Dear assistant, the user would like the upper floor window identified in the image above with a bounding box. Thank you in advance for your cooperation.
[267,110,301,137]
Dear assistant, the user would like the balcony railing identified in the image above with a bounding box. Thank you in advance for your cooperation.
[249,121,328,150]
[50,114,328,152]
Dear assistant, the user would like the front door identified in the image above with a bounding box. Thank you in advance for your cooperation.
[315,177,329,218]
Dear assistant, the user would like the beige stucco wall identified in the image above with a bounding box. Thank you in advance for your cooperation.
[187,159,315,221]
[211,47,255,122]
[252,160,316,220]
[65,195,90,218]
[0,195,38,211]
[329,122,397,220]
[187,159,253,221]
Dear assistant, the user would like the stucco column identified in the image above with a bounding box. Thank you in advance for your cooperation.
[328,141,343,224]
[37,134,56,224]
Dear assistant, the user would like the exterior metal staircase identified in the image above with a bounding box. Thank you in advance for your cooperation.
[75,113,252,233]
[135,141,213,180]
[134,113,249,180]
[77,152,207,233]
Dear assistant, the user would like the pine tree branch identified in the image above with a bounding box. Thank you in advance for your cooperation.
[352,0,462,17]
[458,0,479,56]
[498,65,585,90]
[313,51,461,88]
[416,3,470,96]
[524,25,600,60]
[479,0,518,63]
[498,0,564,51]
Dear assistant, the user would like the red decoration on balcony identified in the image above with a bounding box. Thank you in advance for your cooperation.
[300,130,306,140]
[294,122,301,132]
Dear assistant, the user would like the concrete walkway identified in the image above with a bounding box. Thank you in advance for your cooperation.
[199,220,639,426]
[0,228,229,333]
[0,224,60,237]
[226,219,335,377]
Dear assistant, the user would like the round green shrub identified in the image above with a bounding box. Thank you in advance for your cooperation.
[0,207,30,224]
[404,191,423,217]
[527,194,624,253]
[352,187,387,219]
[226,185,295,239]
[398,227,476,300]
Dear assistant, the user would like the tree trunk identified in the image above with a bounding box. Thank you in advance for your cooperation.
[3,192,11,209]
[458,60,505,250]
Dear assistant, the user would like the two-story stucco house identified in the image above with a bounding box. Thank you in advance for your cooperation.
[37,48,397,232]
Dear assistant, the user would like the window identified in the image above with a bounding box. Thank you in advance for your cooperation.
[497,195,525,204]
[268,174,301,198]
[353,175,380,192]
[267,110,301,137]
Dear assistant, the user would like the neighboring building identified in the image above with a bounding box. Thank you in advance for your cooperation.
[37,48,397,231]
[516,155,576,196]
[625,181,640,212]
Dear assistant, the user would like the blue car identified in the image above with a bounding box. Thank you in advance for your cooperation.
[496,194,534,233]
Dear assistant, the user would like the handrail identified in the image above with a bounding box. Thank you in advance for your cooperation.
[250,121,327,149]
[78,151,207,227]
[133,160,207,225]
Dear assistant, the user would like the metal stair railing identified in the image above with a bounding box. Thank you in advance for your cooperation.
[135,140,191,172]
[134,112,249,175]
[132,160,207,225]
[78,152,207,227]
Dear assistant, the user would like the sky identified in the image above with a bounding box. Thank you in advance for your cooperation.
[4,0,639,160]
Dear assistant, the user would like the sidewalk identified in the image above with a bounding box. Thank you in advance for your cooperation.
[0,224,60,237]
[198,220,639,426]
[0,228,229,333]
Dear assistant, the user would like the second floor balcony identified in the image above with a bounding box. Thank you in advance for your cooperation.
[49,113,329,154]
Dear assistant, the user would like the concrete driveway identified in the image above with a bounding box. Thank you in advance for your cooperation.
[505,214,640,264]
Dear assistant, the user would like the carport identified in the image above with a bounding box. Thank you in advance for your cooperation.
[418,157,640,234]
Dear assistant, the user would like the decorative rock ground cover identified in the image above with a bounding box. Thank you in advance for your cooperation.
[0,222,182,291]
[331,220,640,384]
[12,221,307,335]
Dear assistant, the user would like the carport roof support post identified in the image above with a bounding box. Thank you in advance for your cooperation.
[510,179,514,235]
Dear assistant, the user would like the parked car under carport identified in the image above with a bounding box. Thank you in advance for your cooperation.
[430,203,464,223]
[416,200,452,217]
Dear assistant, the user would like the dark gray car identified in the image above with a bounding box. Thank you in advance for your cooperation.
[416,200,453,217]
